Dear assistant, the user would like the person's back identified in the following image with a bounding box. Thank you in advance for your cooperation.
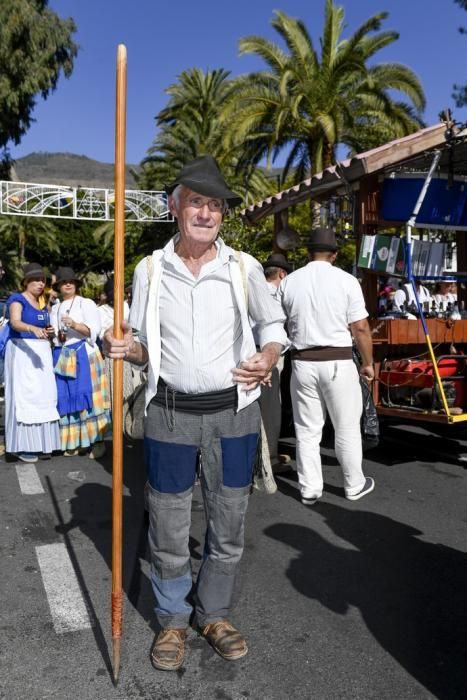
[282,261,362,349]
[280,228,375,507]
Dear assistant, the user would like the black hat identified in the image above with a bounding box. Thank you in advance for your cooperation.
[53,266,82,291]
[22,262,46,281]
[165,155,242,208]
[263,253,293,273]
[307,227,338,252]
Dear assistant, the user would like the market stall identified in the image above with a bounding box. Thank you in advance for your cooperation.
[242,120,467,426]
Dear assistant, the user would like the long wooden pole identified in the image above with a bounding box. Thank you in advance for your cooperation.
[111,43,127,684]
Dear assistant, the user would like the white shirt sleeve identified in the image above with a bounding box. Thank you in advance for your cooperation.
[80,297,101,345]
[346,276,369,324]
[245,254,288,349]
[393,288,406,310]
[129,257,149,336]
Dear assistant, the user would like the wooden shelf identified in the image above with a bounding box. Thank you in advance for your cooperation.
[370,318,467,345]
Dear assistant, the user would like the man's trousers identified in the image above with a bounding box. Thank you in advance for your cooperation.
[290,359,365,499]
[144,399,260,629]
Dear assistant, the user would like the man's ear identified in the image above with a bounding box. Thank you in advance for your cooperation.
[168,195,178,218]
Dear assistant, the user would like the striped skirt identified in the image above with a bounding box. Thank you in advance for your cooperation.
[59,349,111,451]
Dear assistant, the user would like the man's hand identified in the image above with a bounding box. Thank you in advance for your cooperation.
[360,364,375,383]
[232,342,282,390]
[103,320,143,362]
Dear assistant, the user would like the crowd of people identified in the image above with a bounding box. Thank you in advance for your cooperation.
[379,278,458,317]
[0,155,379,671]
[2,263,113,462]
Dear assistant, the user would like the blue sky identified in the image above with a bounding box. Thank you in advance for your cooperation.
[10,0,467,166]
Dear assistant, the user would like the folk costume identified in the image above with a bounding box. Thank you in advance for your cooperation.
[51,268,111,453]
[280,228,372,502]
[129,233,287,631]
[4,282,61,456]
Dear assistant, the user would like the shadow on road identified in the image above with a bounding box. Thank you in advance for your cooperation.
[265,503,467,700]
[51,440,207,645]
[53,442,155,624]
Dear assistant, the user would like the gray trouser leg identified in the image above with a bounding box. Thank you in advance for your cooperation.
[147,485,194,629]
[195,484,250,627]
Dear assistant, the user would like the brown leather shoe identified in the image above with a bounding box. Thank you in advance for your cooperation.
[201,620,248,660]
[150,628,187,671]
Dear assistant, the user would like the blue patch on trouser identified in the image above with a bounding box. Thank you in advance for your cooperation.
[151,571,193,621]
[220,432,258,487]
[145,437,198,493]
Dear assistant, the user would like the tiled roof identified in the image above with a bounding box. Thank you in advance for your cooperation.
[241,123,449,224]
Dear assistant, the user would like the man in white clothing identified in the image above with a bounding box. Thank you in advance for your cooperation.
[393,281,432,313]
[279,228,375,505]
[105,156,287,672]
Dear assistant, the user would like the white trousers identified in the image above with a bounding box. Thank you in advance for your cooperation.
[291,359,365,498]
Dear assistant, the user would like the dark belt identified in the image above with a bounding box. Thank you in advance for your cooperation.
[291,346,353,361]
[151,377,237,415]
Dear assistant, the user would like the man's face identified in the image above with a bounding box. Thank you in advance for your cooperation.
[169,187,224,247]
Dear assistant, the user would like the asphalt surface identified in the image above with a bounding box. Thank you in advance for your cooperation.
[1,421,467,700]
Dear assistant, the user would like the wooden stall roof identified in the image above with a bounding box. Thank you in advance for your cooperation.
[241,123,454,224]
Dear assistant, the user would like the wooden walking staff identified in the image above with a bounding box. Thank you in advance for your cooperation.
[111,43,127,684]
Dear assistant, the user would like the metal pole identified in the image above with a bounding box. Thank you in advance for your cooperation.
[405,150,451,417]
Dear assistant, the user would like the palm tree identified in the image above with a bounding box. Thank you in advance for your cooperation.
[223,2,426,185]
[137,68,275,206]
[0,215,59,283]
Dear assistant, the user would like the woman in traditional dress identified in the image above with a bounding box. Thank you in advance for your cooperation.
[4,263,61,462]
[50,267,111,458]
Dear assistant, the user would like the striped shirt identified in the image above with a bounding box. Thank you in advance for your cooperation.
[132,236,287,394]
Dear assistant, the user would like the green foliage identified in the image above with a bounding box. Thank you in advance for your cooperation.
[222,2,425,184]
[0,215,59,280]
[137,68,277,206]
[0,0,78,165]
[221,216,275,259]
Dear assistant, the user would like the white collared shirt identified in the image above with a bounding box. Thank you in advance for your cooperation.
[279,261,368,348]
[130,236,287,395]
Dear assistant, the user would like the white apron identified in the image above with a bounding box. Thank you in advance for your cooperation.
[6,339,60,423]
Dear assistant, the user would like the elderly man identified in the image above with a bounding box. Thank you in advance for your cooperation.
[105,156,287,671]
[279,228,375,505]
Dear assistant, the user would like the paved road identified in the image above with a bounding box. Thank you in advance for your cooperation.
[1,426,467,700]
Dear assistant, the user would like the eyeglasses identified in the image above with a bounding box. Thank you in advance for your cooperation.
[185,195,226,213]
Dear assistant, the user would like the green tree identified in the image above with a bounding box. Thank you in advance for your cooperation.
[0,0,78,167]
[137,68,276,206]
[0,214,59,270]
[223,2,425,185]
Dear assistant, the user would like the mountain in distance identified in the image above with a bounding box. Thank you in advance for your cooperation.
[11,152,284,191]
[11,152,140,189]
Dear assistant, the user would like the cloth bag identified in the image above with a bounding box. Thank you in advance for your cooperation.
[123,375,146,440]
[252,418,278,494]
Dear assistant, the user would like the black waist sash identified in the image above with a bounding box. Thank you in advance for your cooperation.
[151,377,237,414]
